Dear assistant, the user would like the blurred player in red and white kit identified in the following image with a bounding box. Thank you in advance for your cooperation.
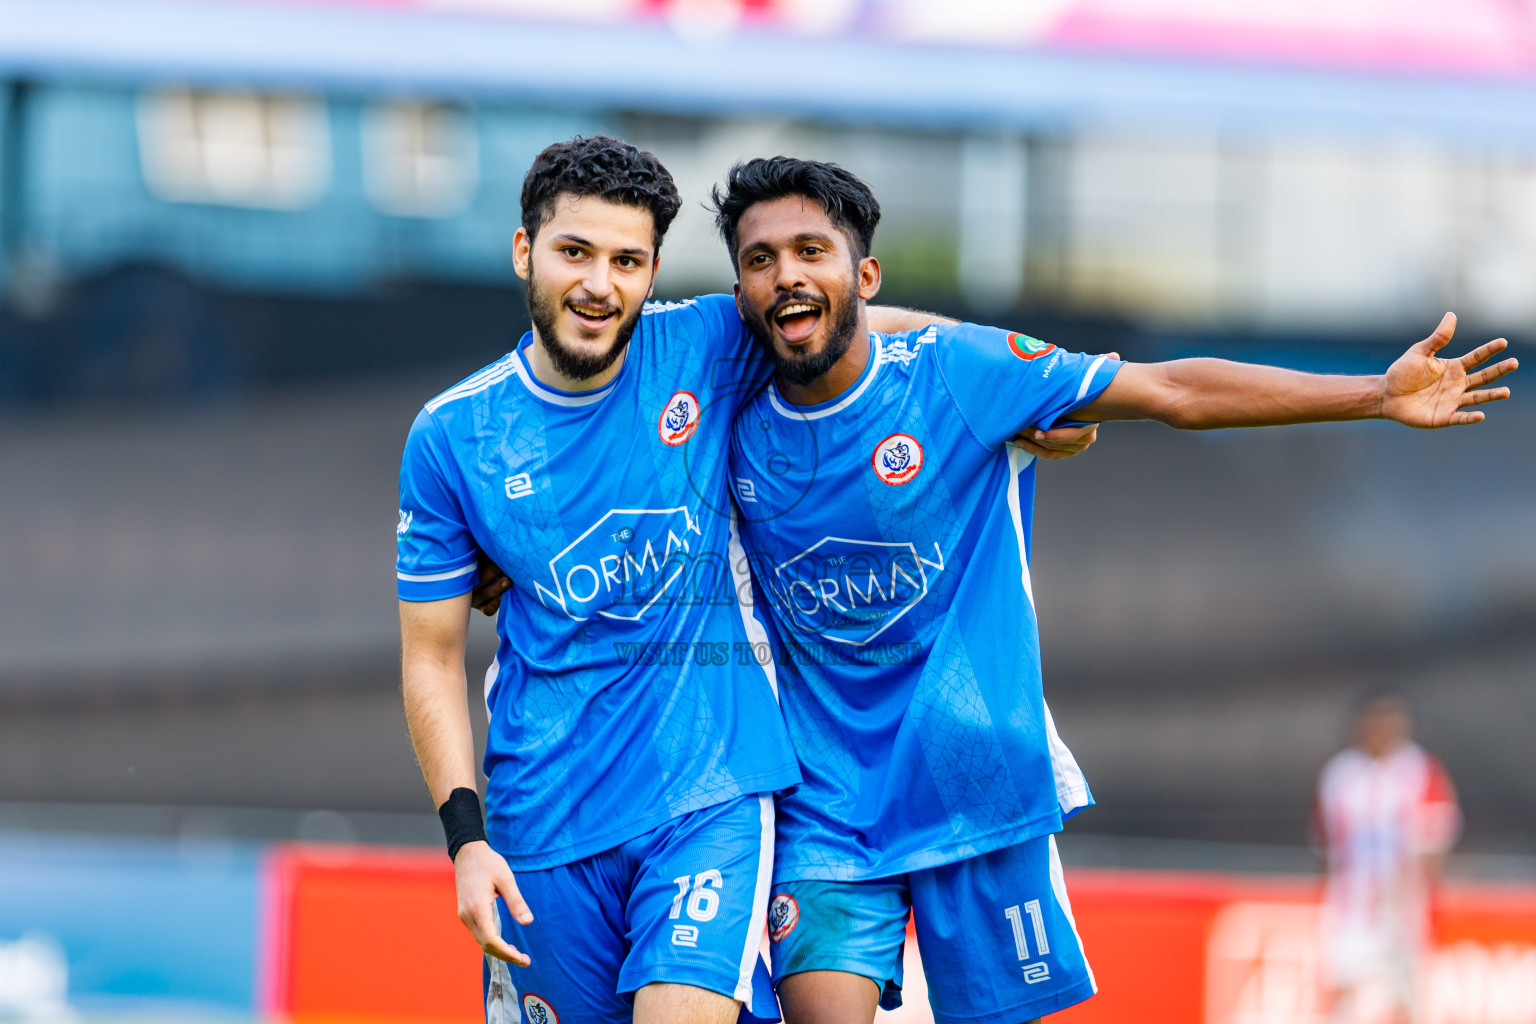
[1313,693,1461,1024]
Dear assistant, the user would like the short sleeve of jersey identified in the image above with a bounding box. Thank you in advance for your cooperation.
[932,323,1123,449]
[687,293,751,352]
[396,408,478,602]
[663,293,772,403]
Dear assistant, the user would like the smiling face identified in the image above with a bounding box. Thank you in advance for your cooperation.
[732,195,881,389]
[513,193,658,383]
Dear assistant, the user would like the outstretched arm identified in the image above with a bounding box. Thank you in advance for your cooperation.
[1078,314,1516,430]
[400,595,534,964]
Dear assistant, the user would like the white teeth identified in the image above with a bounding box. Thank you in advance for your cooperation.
[571,305,613,318]
[776,304,818,320]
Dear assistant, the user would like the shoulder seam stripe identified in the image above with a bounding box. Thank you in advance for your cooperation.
[429,353,512,403]
[642,299,698,315]
[425,356,517,413]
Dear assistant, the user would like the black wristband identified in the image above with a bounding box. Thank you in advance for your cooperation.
[438,787,488,861]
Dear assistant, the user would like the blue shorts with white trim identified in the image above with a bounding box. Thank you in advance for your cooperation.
[767,834,1094,1024]
[483,793,779,1024]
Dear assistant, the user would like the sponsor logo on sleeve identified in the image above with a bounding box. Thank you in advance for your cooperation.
[768,894,799,942]
[872,433,923,485]
[658,391,701,446]
[396,509,413,536]
[1007,332,1056,361]
[522,994,558,1024]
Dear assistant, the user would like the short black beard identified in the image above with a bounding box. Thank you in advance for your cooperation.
[526,265,643,382]
[744,281,861,389]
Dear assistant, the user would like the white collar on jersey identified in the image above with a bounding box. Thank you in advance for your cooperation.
[510,341,622,407]
[767,333,883,422]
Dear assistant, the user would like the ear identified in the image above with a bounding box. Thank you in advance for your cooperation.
[512,227,532,282]
[647,256,660,301]
[857,255,882,301]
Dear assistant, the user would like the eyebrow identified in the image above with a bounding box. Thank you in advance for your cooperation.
[550,233,651,259]
[740,231,840,257]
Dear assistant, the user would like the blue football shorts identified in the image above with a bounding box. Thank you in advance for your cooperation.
[766,834,1095,1024]
[484,793,780,1024]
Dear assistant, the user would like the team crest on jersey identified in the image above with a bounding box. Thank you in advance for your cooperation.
[768,894,799,942]
[872,433,923,485]
[1007,332,1056,361]
[522,994,558,1024]
[658,391,701,446]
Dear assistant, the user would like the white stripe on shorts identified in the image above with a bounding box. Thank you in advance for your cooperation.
[1047,834,1097,993]
[734,794,775,1005]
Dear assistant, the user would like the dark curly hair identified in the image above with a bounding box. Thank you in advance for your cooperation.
[520,135,682,253]
[710,156,882,270]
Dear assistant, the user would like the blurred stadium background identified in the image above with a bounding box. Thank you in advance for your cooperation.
[1,0,1534,1020]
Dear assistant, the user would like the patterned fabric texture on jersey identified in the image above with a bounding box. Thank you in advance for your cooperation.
[397,294,800,870]
[730,324,1122,881]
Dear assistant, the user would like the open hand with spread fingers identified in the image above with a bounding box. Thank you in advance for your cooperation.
[1382,313,1518,428]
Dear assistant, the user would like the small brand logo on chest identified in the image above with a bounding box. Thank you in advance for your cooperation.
[503,473,534,500]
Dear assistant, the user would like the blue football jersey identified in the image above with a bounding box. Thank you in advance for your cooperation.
[729,324,1121,882]
[397,294,801,871]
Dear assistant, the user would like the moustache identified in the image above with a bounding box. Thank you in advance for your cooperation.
[764,291,828,320]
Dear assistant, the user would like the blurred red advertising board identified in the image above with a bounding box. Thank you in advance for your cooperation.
[262,843,483,1024]
[1056,871,1536,1024]
[262,846,1536,1024]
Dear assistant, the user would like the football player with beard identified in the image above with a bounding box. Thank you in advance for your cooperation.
[396,136,1102,1024]
[715,156,1514,1024]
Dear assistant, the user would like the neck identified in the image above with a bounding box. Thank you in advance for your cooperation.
[525,328,627,393]
[775,309,872,406]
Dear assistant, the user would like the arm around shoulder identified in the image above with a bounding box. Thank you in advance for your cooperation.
[868,305,958,333]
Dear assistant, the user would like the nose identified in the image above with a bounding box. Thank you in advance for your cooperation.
[773,254,807,294]
[582,260,615,301]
